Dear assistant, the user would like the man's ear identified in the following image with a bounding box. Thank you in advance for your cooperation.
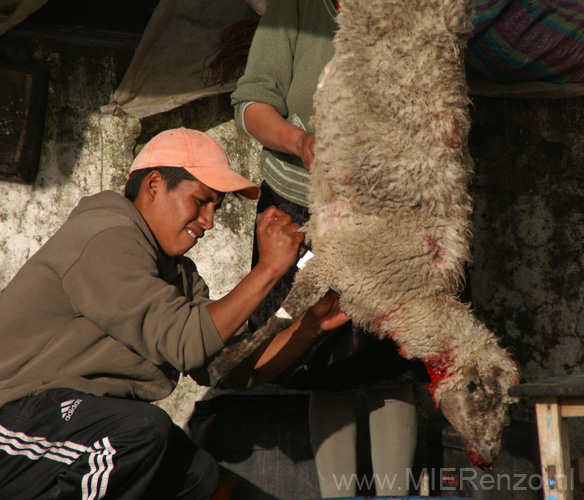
[142,170,165,202]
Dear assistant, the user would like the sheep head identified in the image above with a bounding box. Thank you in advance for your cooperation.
[436,364,518,468]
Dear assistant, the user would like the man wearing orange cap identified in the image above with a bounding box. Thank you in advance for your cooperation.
[0,128,348,500]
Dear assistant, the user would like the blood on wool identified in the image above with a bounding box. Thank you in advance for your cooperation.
[424,350,455,406]
[423,233,448,271]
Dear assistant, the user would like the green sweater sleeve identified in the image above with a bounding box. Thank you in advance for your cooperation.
[180,256,257,388]
[232,0,336,207]
[232,0,300,130]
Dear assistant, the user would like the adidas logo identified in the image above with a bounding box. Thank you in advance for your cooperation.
[61,399,82,421]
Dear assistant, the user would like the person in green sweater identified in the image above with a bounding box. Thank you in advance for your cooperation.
[0,127,348,500]
[231,0,429,496]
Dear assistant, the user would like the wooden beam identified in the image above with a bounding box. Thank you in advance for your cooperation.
[560,398,584,418]
[536,397,574,500]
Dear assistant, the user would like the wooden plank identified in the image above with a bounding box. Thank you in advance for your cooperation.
[509,375,584,398]
[560,398,584,418]
[535,397,574,500]
[468,73,584,99]
[0,66,48,183]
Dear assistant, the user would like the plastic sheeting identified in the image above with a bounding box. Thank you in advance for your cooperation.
[100,0,264,118]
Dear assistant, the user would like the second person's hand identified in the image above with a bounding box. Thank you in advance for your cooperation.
[297,132,315,171]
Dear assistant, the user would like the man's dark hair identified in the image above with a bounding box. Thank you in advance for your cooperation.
[124,167,197,201]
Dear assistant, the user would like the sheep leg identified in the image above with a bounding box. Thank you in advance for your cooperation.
[208,257,331,387]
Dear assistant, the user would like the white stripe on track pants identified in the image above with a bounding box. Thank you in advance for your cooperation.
[0,388,219,500]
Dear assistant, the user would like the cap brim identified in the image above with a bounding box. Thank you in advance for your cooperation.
[184,166,261,200]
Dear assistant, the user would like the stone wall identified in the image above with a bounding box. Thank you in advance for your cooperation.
[0,29,140,289]
[468,95,584,459]
[469,96,584,383]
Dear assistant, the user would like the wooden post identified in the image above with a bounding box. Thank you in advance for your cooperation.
[418,469,430,496]
[535,397,573,500]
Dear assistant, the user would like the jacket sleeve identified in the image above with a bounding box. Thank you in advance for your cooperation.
[179,255,260,388]
[231,0,300,129]
[61,225,225,373]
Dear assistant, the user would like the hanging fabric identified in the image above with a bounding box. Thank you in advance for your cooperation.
[100,0,262,118]
[0,0,49,36]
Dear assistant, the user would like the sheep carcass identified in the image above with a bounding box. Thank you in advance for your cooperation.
[209,0,520,467]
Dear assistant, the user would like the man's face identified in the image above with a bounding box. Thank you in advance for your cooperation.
[148,178,224,257]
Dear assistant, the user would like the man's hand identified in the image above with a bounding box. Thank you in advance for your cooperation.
[305,290,351,332]
[255,206,304,280]
[207,205,303,342]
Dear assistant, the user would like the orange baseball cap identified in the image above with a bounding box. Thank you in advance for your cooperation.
[128,128,260,200]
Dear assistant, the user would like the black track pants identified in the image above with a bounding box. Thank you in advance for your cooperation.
[0,389,220,500]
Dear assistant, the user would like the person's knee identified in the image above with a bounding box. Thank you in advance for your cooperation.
[127,403,175,457]
[185,448,220,500]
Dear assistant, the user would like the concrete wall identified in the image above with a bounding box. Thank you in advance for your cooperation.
[469,96,584,384]
[1,20,584,478]
[468,95,584,459]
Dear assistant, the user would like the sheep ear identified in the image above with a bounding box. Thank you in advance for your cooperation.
[463,365,481,385]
